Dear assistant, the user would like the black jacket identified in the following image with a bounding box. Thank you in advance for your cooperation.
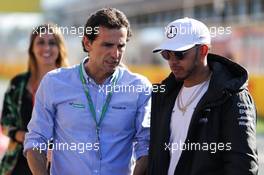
[148,54,258,175]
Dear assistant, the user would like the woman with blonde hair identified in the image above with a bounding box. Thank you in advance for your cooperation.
[0,23,68,175]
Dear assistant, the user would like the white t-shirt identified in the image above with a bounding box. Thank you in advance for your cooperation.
[168,79,210,175]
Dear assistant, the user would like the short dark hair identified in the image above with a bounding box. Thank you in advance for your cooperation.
[82,7,132,52]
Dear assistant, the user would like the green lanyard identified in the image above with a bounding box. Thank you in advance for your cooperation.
[79,63,118,158]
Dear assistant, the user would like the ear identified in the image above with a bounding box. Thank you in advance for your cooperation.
[83,36,92,52]
[200,45,209,56]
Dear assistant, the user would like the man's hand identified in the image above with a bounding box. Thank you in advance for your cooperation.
[27,149,49,175]
[133,155,148,175]
[15,130,26,143]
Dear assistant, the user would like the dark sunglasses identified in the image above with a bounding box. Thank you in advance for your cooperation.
[161,45,200,60]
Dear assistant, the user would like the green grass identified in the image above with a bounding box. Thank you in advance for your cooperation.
[257,117,264,134]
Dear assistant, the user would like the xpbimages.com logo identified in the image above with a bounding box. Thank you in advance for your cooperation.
[98,84,166,95]
[33,23,100,37]
[33,139,100,154]
[165,140,232,154]
[165,24,232,38]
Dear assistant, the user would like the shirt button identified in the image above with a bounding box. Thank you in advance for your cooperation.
[93,170,99,173]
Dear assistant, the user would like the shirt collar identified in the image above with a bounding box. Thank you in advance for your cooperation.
[81,57,119,85]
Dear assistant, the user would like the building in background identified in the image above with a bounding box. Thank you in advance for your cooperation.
[43,0,264,71]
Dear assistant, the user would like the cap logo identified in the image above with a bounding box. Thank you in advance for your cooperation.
[166,25,177,39]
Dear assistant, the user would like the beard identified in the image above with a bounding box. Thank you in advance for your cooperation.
[172,59,199,82]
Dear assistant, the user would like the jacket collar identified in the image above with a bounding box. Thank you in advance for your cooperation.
[161,53,248,107]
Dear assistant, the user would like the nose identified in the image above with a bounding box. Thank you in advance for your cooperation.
[44,42,51,51]
[168,56,180,64]
[110,47,120,59]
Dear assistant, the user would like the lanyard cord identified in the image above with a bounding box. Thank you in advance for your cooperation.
[78,63,118,132]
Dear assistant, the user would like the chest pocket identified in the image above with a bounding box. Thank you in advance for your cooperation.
[103,92,138,134]
[55,99,95,136]
[198,108,211,125]
[105,104,137,133]
[199,107,222,144]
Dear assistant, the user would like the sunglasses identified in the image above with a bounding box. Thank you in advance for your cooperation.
[161,45,200,60]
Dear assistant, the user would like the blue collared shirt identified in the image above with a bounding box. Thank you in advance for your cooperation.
[24,58,151,175]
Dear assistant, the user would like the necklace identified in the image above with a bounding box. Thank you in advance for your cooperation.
[177,79,210,115]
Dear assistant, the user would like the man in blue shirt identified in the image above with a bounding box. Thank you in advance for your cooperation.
[24,8,151,175]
